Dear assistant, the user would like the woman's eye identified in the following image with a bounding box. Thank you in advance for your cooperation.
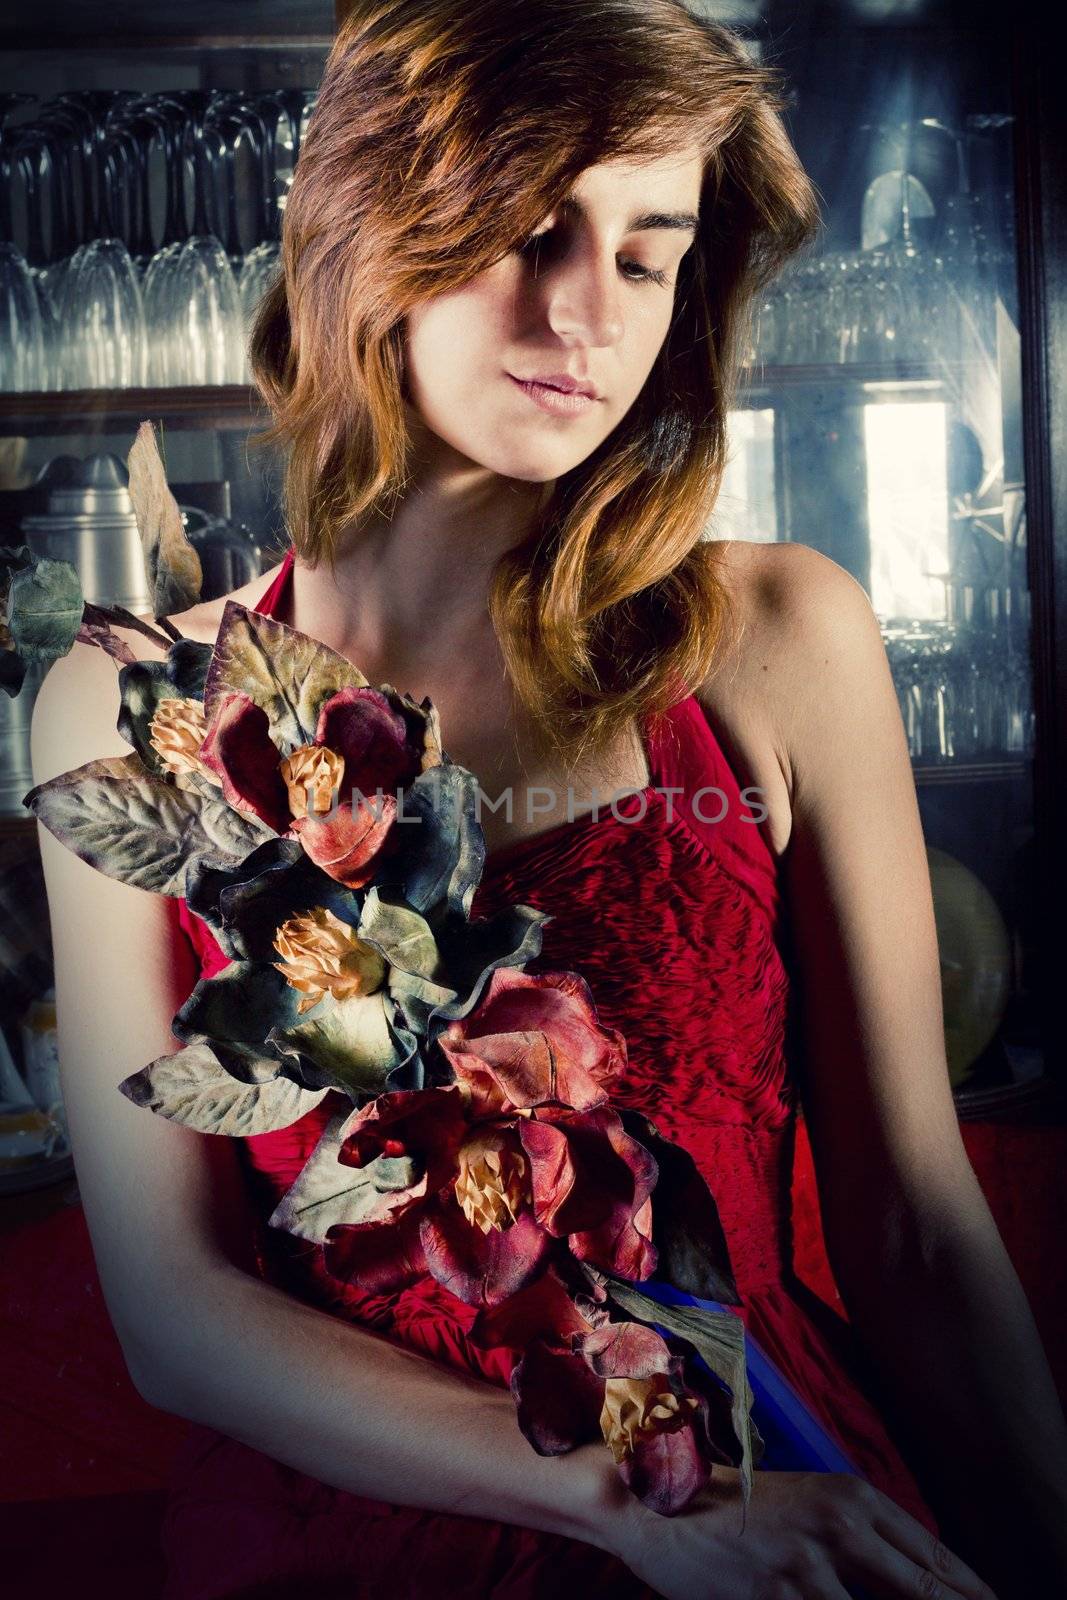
[620,260,671,287]
[518,230,671,288]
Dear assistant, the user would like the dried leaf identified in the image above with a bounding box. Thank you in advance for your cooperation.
[126,420,203,617]
[119,1042,327,1135]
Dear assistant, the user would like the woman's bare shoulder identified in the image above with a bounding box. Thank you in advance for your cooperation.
[710,535,859,611]
[696,539,874,856]
[706,537,873,686]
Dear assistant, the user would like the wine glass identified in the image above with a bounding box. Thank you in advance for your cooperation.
[0,240,46,390]
[58,237,147,388]
[237,240,281,378]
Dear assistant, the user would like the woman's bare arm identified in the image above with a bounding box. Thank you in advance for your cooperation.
[28,631,631,1554]
[760,543,1067,1597]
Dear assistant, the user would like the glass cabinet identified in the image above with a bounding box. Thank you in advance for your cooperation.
[0,1,1063,1203]
[713,3,1057,1118]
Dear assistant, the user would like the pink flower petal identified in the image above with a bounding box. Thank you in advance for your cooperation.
[438,968,626,1116]
[418,1204,553,1308]
[577,1319,674,1381]
[290,791,399,889]
[618,1415,711,1516]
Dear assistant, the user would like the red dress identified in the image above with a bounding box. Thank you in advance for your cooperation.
[161,548,939,1598]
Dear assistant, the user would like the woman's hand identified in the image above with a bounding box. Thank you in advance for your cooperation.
[608,1466,1000,1600]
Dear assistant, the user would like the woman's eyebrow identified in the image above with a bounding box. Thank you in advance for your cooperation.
[557,195,699,235]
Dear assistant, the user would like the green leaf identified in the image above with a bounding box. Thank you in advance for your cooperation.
[386,966,460,1037]
[268,989,409,1099]
[23,753,275,893]
[205,600,369,752]
[6,554,85,664]
[118,1041,327,1134]
[358,887,445,981]
[425,902,551,1037]
[268,1103,422,1243]
[173,958,315,1079]
[374,763,488,920]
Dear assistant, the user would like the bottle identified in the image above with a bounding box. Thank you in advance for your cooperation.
[18,987,65,1140]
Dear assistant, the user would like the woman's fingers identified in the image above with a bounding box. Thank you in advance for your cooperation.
[868,1507,999,1600]
[842,1521,999,1600]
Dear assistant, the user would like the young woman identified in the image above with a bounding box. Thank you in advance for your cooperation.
[31,3,1067,1597]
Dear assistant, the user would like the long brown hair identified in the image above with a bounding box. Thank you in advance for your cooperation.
[250,0,820,771]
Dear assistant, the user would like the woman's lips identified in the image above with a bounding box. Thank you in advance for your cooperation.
[508,373,599,416]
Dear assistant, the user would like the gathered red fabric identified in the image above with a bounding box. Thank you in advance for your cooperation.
[161,548,939,1598]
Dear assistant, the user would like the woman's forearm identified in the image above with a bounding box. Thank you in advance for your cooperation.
[829,1168,1067,1597]
[135,1260,634,1554]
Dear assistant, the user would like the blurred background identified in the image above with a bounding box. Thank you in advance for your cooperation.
[0,2,1064,1589]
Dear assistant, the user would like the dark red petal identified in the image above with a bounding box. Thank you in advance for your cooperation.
[571,1190,658,1282]
[198,691,289,832]
[418,1204,552,1308]
[339,1087,469,1191]
[324,1210,428,1294]
[290,792,398,889]
[509,1336,605,1455]
[518,1105,658,1250]
[467,1264,595,1351]
[535,1106,658,1280]
[577,1320,674,1381]
[315,685,423,793]
[618,1418,711,1516]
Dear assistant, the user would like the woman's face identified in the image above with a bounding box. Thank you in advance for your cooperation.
[402,146,705,483]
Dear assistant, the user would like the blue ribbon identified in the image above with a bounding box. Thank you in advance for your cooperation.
[635,1278,866,1477]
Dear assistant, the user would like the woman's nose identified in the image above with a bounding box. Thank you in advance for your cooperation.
[543,246,625,349]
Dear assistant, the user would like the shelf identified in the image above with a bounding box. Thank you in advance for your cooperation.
[953,1072,1066,1125]
[0,0,336,48]
[0,387,269,435]
[912,758,1031,786]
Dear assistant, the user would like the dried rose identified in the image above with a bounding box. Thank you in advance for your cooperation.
[197,684,427,889]
[470,1268,723,1516]
[599,1371,701,1464]
[324,969,658,1306]
[148,696,223,786]
[272,905,388,1015]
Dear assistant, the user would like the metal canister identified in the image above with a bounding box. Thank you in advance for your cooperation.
[19,452,154,613]
[4,452,154,814]
[0,655,47,815]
